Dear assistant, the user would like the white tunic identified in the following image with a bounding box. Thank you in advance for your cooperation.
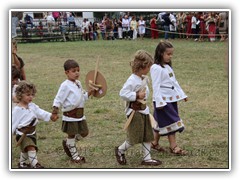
[12,103,51,135]
[119,74,150,116]
[53,79,88,122]
[150,64,187,108]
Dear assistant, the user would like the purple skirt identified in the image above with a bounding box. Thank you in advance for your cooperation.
[153,102,184,136]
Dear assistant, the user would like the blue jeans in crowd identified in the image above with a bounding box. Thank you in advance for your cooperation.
[164,25,170,40]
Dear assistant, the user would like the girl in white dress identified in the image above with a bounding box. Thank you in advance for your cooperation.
[150,41,188,155]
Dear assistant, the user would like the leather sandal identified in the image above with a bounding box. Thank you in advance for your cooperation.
[115,146,127,165]
[71,156,86,164]
[170,146,188,156]
[18,162,31,168]
[32,162,44,168]
[151,142,167,153]
[141,159,162,166]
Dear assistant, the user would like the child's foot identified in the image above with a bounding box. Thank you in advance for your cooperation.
[170,146,188,156]
[114,146,127,165]
[18,162,31,168]
[32,162,44,168]
[71,156,86,164]
[141,159,162,166]
[151,142,167,153]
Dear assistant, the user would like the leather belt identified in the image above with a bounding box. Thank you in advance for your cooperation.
[63,108,84,118]
[130,101,146,111]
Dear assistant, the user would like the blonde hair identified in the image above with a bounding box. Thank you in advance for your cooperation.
[130,50,153,73]
[15,81,37,101]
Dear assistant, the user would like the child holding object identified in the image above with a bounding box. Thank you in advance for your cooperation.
[115,50,162,166]
[52,59,95,164]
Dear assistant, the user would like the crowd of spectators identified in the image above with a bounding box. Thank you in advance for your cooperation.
[156,11,229,42]
[16,11,229,42]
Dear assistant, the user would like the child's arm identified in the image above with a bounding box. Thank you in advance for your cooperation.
[119,79,137,102]
[32,103,54,122]
[53,83,69,108]
[150,66,167,109]
[12,108,23,134]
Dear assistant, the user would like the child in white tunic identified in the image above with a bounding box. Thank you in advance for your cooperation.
[12,81,57,168]
[52,59,94,164]
[150,41,188,155]
[115,50,162,166]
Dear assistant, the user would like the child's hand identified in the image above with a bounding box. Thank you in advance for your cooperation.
[136,91,146,100]
[50,114,58,122]
[184,97,188,102]
[88,88,95,97]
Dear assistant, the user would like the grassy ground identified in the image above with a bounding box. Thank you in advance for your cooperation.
[11,38,229,169]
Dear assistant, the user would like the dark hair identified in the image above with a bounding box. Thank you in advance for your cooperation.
[154,40,174,67]
[12,64,20,80]
[63,59,79,71]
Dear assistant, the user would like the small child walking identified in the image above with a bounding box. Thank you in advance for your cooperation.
[52,59,94,164]
[150,41,188,155]
[115,50,162,166]
[12,81,58,168]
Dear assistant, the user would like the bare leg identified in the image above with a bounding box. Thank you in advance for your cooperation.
[168,133,177,149]
[152,130,160,145]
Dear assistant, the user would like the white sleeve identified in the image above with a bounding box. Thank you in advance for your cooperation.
[150,66,167,108]
[32,103,51,122]
[119,79,137,102]
[174,78,187,98]
[53,83,70,108]
[12,108,23,134]
[79,81,89,102]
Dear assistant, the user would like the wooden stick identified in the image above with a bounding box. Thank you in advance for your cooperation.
[93,57,100,84]
[16,134,26,147]
[124,110,135,130]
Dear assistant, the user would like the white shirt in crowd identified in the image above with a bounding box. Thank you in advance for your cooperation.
[157,12,166,22]
[53,79,88,122]
[191,16,197,29]
[119,74,150,116]
[150,64,187,108]
[169,14,177,31]
[122,18,130,30]
[46,15,55,23]
[12,103,51,135]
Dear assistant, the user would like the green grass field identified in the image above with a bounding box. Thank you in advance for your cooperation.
[11,38,229,169]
